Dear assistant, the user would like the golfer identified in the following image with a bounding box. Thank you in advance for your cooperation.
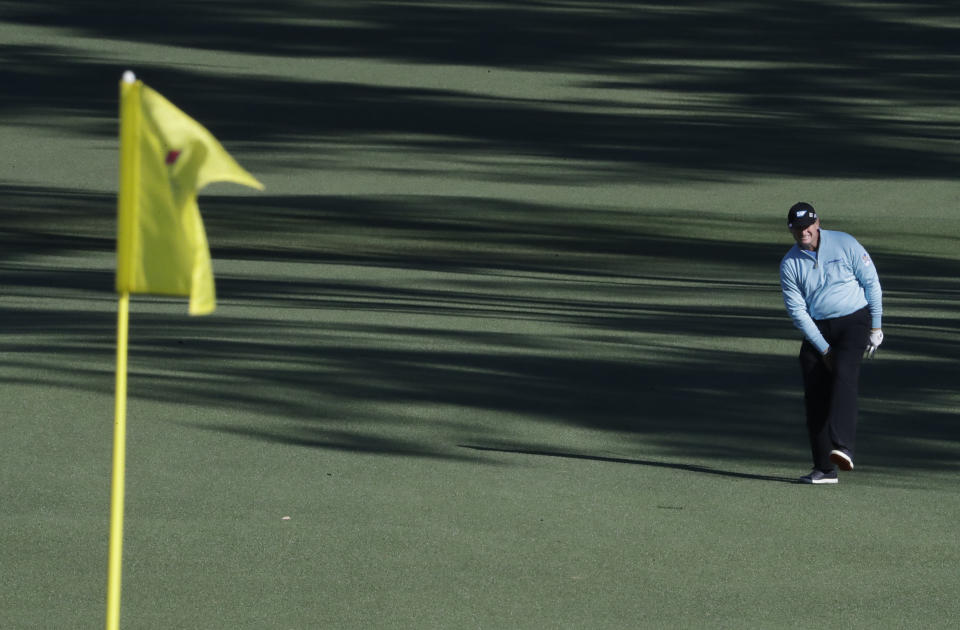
[779,202,883,484]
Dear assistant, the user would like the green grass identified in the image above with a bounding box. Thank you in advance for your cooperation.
[3,3,960,628]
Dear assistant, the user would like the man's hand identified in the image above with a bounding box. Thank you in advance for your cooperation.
[822,348,834,371]
[865,328,884,358]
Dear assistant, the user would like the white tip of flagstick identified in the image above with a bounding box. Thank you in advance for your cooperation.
[122,70,136,84]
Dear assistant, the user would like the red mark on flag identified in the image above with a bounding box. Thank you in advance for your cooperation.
[165,150,181,165]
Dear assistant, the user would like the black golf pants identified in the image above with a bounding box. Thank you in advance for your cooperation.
[798,306,871,471]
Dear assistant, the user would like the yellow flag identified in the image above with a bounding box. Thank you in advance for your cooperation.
[116,77,263,315]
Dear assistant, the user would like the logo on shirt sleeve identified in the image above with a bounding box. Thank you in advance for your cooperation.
[861,253,872,266]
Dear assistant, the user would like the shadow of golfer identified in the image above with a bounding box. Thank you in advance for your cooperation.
[460,444,798,484]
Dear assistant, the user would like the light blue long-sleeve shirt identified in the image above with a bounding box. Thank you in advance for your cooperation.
[779,229,882,353]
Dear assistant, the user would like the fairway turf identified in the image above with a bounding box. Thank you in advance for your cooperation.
[3,3,960,629]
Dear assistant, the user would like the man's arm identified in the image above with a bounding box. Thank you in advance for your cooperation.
[851,241,882,329]
[780,260,830,353]
[850,238,883,356]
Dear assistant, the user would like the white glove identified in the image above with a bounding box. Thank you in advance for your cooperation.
[865,329,883,358]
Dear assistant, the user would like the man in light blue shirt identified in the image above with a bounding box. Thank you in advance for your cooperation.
[779,202,883,484]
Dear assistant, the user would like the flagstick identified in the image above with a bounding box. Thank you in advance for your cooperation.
[106,291,130,630]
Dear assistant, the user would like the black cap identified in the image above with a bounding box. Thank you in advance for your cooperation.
[787,202,818,228]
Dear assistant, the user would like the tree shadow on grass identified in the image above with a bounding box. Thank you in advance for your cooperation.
[3,1,960,181]
[1,184,958,472]
[6,1,960,80]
